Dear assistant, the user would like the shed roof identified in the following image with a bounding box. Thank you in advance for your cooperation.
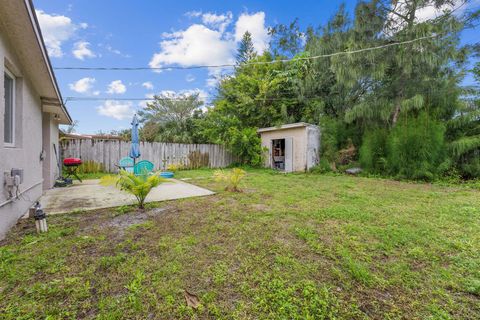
[257,122,318,133]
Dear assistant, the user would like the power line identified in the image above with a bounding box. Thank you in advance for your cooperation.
[63,96,326,105]
[55,34,440,71]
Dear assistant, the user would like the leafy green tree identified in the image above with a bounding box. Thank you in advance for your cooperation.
[201,52,310,165]
[268,18,305,57]
[446,82,480,178]
[333,0,468,127]
[138,92,206,143]
[198,0,480,179]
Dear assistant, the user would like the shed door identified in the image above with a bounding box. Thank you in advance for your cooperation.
[284,137,293,173]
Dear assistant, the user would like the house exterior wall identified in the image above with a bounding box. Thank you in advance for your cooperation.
[42,113,60,189]
[260,127,308,172]
[0,24,55,239]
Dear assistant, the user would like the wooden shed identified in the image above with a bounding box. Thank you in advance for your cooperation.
[257,122,320,172]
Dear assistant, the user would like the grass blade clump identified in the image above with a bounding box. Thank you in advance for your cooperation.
[213,168,246,192]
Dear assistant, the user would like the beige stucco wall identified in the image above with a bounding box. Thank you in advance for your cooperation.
[0,22,58,239]
[260,127,308,172]
[42,113,60,190]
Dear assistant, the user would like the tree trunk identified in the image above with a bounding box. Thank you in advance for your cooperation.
[392,100,401,125]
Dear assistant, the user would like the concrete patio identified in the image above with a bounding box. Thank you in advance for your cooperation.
[40,179,214,214]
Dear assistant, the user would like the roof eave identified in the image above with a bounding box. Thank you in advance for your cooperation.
[24,0,72,125]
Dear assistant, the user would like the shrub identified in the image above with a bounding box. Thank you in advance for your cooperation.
[320,116,362,170]
[76,160,104,174]
[166,163,184,172]
[226,127,264,167]
[459,155,480,179]
[309,158,332,174]
[213,168,246,192]
[100,170,165,209]
[359,128,388,173]
[387,114,446,181]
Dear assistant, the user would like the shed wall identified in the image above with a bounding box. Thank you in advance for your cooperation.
[260,127,308,172]
[306,126,321,170]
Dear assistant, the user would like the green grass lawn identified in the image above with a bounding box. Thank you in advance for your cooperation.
[1,169,479,319]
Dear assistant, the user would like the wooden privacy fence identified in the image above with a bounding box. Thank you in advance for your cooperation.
[61,139,236,173]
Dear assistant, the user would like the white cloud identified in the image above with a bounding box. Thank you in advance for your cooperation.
[149,11,269,80]
[202,12,233,33]
[69,77,95,93]
[414,0,470,21]
[159,88,208,102]
[185,10,202,18]
[387,0,480,33]
[183,88,208,102]
[103,44,131,58]
[97,100,134,120]
[186,74,196,82]
[35,9,87,58]
[72,41,96,60]
[205,67,232,88]
[235,12,270,53]
[107,80,127,94]
[93,90,100,96]
[142,81,154,90]
[138,93,155,109]
[149,24,236,70]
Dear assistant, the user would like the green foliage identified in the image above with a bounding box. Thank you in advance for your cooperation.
[138,92,206,143]
[236,31,256,64]
[76,160,104,174]
[100,170,165,209]
[128,0,480,180]
[359,128,388,173]
[226,127,264,166]
[253,277,339,319]
[458,155,480,179]
[360,115,448,180]
[450,136,480,158]
[320,116,361,169]
[387,114,447,181]
[309,158,333,174]
[113,205,134,216]
[213,168,246,192]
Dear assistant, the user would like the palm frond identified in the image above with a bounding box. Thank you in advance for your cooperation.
[100,170,167,208]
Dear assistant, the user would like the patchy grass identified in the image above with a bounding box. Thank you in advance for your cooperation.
[77,172,109,180]
[1,168,479,319]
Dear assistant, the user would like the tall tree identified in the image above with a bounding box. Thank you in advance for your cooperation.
[138,92,205,143]
[236,31,256,64]
[332,0,469,127]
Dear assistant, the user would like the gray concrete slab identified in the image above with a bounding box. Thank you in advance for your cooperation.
[40,179,214,214]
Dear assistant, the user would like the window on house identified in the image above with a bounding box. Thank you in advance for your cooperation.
[4,69,15,146]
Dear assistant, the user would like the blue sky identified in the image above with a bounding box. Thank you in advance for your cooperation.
[33,0,480,134]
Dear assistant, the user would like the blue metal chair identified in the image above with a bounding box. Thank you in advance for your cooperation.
[118,157,134,173]
[134,160,154,176]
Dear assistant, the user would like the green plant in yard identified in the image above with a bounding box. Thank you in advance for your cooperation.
[387,114,446,181]
[213,168,246,192]
[100,170,165,209]
[76,160,104,174]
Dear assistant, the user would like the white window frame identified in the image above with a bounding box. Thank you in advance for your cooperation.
[4,68,15,147]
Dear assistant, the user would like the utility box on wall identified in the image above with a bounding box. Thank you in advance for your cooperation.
[258,123,320,173]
